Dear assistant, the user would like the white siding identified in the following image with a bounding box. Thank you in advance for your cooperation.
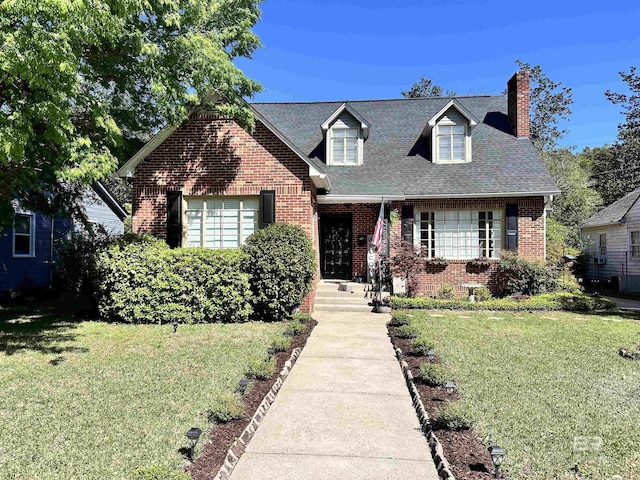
[80,190,124,235]
[332,113,360,129]
[582,224,627,287]
[622,198,640,277]
[438,108,466,125]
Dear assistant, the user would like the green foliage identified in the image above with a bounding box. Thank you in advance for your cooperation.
[515,60,573,152]
[411,337,435,356]
[401,76,455,98]
[472,286,491,302]
[497,251,559,296]
[242,223,316,322]
[130,466,191,480]
[246,357,276,381]
[292,312,311,323]
[546,218,582,266]
[437,283,456,299]
[0,0,262,227]
[418,363,450,387]
[206,392,246,424]
[390,240,423,297]
[271,335,292,352]
[94,238,253,323]
[284,320,307,337]
[432,402,474,431]
[396,324,418,339]
[389,292,615,312]
[388,311,411,326]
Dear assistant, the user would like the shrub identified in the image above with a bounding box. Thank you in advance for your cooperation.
[93,239,253,323]
[246,357,276,380]
[473,286,491,302]
[437,283,456,299]
[497,251,559,296]
[272,335,292,352]
[388,312,411,326]
[396,325,417,339]
[432,401,475,431]
[284,320,307,337]
[390,240,423,297]
[411,337,435,356]
[418,363,450,386]
[206,392,246,424]
[130,465,191,480]
[292,312,311,323]
[242,223,316,321]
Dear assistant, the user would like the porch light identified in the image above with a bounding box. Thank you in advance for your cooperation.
[186,427,202,458]
[238,377,249,394]
[426,350,436,363]
[444,380,456,395]
[488,445,506,478]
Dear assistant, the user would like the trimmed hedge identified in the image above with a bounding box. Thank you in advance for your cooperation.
[389,292,615,312]
[93,239,253,324]
[242,223,315,322]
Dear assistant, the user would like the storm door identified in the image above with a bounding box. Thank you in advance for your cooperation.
[320,215,352,279]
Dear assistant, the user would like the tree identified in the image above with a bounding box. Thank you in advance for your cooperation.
[401,76,455,98]
[514,60,573,152]
[0,0,262,227]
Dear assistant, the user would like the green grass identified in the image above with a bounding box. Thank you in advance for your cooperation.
[399,310,640,479]
[0,305,287,479]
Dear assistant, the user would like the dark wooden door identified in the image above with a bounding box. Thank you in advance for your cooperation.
[321,215,352,279]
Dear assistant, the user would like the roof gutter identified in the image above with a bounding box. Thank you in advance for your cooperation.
[318,195,406,204]
[318,190,560,204]
[580,221,625,229]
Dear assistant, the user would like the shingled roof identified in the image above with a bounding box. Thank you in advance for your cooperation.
[582,188,640,228]
[252,96,559,198]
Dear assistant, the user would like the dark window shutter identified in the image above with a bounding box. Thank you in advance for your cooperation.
[505,204,518,251]
[259,190,276,228]
[166,190,182,248]
[401,205,414,243]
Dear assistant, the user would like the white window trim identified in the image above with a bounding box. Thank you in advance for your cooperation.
[325,123,364,166]
[630,230,640,258]
[597,232,607,256]
[431,118,472,165]
[183,196,259,249]
[413,208,503,260]
[12,212,36,258]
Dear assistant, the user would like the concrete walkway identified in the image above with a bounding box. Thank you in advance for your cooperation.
[229,310,439,480]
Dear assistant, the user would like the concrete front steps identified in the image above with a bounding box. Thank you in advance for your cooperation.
[313,280,374,313]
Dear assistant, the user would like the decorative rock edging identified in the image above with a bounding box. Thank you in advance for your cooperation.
[212,347,303,480]
[394,347,457,480]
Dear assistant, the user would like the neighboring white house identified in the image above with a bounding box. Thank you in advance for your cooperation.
[80,182,128,235]
[581,187,640,292]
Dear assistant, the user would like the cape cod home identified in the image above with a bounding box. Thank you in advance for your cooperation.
[118,70,559,312]
[581,187,640,292]
[0,182,128,295]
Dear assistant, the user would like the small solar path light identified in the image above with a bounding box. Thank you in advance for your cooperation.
[488,445,506,478]
[444,380,456,396]
[186,427,202,459]
[426,349,436,363]
[238,377,249,394]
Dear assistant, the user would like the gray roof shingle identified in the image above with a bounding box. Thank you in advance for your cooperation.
[252,96,559,197]
[582,188,640,227]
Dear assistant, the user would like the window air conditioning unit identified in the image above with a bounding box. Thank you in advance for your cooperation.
[594,256,607,265]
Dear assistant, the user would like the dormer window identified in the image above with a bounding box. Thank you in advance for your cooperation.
[321,103,370,166]
[422,100,478,165]
[330,127,358,165]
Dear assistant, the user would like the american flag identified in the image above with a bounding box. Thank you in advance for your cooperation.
[371,202,384,249]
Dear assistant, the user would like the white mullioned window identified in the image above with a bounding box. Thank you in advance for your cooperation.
[185,197,259,249]
[437,124,466,163]
[330,127,358,165]
[13,213,35,257]
[631,231,640,258]
[418,210,502,259]
[598,233,607,256]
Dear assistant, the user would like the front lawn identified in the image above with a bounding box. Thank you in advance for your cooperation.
[401,310,640,479]
[0,305,287,479]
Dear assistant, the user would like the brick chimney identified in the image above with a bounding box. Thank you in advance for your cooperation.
[507,69,530,138]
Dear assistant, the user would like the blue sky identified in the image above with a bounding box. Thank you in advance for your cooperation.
[236,0,640,151]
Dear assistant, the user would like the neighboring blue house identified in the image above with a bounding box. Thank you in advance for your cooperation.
[0,182,127,294]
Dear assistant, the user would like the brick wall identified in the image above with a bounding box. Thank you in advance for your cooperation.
[320,197,545,295]
[131,114,318,312]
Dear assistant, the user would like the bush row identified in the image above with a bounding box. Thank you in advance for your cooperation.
[59,223,316,324]
[389,292,615,312]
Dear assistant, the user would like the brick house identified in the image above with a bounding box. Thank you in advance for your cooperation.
[118,70,558,311]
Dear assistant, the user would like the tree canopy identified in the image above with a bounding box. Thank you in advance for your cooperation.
[401,76,455,98]
[0,0,263,226]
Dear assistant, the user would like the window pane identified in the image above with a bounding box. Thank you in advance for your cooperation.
[14,235,30,255]
[15,215,30,234]
[439,125,452,135]
[452,125,465,135]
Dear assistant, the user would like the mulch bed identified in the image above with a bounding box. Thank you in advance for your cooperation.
[188,318,317,480]
[389,326,496,480]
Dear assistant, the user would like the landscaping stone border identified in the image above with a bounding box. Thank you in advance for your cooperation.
[212,347,303,480]
[394,347,457,480]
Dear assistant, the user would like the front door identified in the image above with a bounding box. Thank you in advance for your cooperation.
[321,215,352,279]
